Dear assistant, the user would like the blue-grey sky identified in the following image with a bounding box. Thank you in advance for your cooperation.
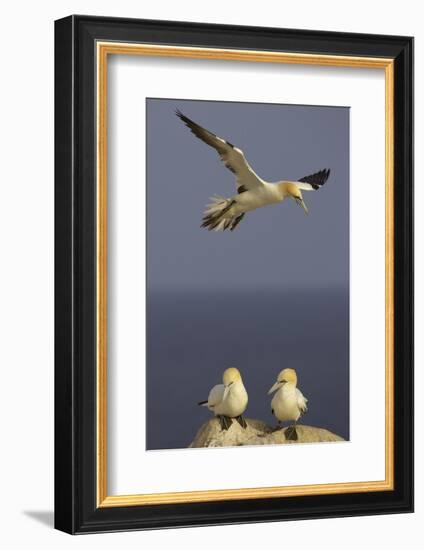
[146,98,349,291]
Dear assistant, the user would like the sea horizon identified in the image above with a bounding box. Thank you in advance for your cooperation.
[146,286,349,450]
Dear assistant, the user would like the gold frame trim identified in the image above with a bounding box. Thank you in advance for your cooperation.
[96,42,395,508]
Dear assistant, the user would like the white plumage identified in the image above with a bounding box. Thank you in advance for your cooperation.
[199,367,248,429]
[268,368,308,431]
[270,384,308,424]
[176,110,330,231]
[205,380,248,418]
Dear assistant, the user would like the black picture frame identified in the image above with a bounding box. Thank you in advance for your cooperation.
[55,15,413,534]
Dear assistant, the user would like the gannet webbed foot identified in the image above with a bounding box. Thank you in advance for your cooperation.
[235,415,248,429]
[218,415,233,431]
[285,425,298,441]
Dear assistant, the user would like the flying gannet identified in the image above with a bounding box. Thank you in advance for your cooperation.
[268,368,308,441]
[198,367,248,430]
[176,110,331,231]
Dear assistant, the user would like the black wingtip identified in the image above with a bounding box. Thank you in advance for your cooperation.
[317,168,331,188]
[175,109,191,125]
[299,168,331,190]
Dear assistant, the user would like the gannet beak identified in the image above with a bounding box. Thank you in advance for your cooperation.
[299,198,309,214]
[223,384,231,401]
[268,381,281,395]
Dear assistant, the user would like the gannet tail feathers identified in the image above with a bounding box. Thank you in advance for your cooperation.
[201,196,245,231]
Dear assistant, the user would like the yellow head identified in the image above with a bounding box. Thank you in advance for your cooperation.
[223,367,242,386]
[279,182,308,214]
[268,368,298,394]
[278,368,298,385]
[285,183,303,200]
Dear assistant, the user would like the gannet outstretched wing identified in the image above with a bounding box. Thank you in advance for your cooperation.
[176,110,331,231]
[296,168,331,191]
[176,110,264,192]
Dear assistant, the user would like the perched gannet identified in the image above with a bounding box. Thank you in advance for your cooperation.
[198,367,248,430]
[268,368,308,441]
[176,110,330,231]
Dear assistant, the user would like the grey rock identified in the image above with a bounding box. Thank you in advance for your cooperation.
[189,417,344,448]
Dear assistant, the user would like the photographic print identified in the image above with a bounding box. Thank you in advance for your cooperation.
[146,98,349,450]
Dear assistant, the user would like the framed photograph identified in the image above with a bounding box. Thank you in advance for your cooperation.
[54,15,413,534]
